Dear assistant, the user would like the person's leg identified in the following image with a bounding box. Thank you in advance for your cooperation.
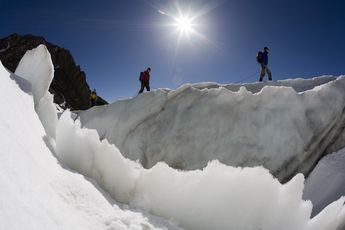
[266,66,272,81]
[259,63,265,81]
[146,82,150,91]
[138,81,145,94]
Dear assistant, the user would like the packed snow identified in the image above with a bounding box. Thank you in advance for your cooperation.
[1,45,344,230]
[78,74,345,182]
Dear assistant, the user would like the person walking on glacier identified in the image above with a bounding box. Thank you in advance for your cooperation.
[257,46,272,82]
[138,67,151,94]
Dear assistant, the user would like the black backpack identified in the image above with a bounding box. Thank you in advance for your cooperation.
[256,51,263,64]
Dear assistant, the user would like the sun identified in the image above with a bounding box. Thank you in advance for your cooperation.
[157,7,201,40]
[174,16,194,34]
[156,1,221,47]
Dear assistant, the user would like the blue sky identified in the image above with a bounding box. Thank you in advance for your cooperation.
[1,0,344,102]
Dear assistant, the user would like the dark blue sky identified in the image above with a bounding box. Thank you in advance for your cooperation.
[1,0,344,102]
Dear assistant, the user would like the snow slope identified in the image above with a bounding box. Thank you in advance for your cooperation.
[0,46,181,230]
[1,45,345,230]
[78,75,345,182]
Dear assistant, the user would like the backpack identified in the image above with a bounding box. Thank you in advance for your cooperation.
[256,51,263,64]
[139,72,144,81]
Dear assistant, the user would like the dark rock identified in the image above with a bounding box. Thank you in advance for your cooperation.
[0,33,108,110]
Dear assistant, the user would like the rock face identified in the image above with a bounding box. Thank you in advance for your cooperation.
[0,33,107,110]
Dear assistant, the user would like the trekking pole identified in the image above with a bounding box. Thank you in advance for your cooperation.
[234,71,260,84]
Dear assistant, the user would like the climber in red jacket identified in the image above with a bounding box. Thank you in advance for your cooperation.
[138,67,151,94]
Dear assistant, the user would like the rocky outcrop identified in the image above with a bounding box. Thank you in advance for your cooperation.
[0,33,107,110]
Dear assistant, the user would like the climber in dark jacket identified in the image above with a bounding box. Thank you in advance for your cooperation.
[138,67,151,94]
[259,47,272,82]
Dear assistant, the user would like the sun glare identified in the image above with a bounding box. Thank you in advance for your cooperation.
[175,16,193,34]
[155,1,222,49]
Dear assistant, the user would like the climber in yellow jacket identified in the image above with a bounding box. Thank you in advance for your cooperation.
[90,88,98,107]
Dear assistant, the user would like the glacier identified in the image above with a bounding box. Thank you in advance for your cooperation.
[78,74,345,182]
[0,44,344,230]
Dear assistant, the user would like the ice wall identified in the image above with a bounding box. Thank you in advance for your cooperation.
[56,110,345,230]
[79,76,345,182]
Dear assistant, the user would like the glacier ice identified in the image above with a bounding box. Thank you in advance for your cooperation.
[79,75,345,182]
[2,44,345,230]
